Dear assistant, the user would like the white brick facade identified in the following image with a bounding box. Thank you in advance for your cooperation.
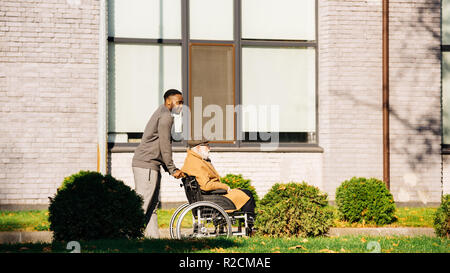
[0,0,447,208]
[0,0,99,206]
[110,152,323,205]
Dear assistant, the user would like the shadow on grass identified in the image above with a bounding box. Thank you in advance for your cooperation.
[0,237,242,253]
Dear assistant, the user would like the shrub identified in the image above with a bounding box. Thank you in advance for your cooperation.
[220,174,259,202]
[433,194,450,238]
[254,182,334,237]
[335,177,396,225]
[48,171,145,241]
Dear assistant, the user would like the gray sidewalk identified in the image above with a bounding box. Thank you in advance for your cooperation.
[0,228,436,244]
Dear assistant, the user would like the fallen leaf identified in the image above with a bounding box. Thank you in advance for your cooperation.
[319,249,337,253]
[42,247,52,253]
[272,251,281,253]
[361,237,366,243]
[384,248,393,253]
[288,245,306,250]
[211,247,225,253]
[302,239,308,243]
[165,245,171,251]
[392,242,399,247]
[261,241,266,245]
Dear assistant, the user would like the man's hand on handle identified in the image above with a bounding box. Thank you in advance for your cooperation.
[172,169,185,179]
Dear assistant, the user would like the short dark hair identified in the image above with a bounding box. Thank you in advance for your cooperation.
[163,89,182,101]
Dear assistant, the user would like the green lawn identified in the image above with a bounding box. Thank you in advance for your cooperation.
[0,235,448,253]
[0,210,50,231]
[0,207,438,232]
[332,207,437,228]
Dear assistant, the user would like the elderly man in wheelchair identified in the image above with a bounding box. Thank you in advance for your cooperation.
[169,140,256,239]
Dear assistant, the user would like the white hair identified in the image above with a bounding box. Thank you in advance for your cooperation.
[192,145,210,160]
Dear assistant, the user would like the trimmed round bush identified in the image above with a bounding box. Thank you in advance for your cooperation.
[49,171,145,241]
[254,182,334,237]
[433,194,449,238]
[220,174,259,202]
[335,177,396,225]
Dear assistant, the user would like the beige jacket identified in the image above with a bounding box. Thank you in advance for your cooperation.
[181,149,250,210]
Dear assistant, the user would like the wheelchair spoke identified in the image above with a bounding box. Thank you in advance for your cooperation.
[176,202,232,239]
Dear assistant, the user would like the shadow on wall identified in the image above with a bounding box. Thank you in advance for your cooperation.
[327,0,442,204]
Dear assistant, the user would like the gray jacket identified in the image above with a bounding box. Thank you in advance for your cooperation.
[132,104,178,174]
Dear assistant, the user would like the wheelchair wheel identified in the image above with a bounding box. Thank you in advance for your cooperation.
[169,203,189,239]
[175,201,232,239]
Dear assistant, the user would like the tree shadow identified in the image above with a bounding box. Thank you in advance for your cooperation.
[0,237,242,253]
[326,0,442,203]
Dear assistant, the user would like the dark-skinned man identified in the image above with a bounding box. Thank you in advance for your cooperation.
[132,89,185,238]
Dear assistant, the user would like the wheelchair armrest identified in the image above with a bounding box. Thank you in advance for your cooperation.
[200,189,228,195]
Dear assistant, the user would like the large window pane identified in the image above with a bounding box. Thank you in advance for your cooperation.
[108,0,181,39]
[444,0,450,44]
[108,43,182,133]
[189,0,234,40]
[190,44,235,141]
[242,0,315,40]
[443,52,450,144]
[242,47,316,137]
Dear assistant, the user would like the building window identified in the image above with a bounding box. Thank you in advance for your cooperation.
[241,47,316,143]
[107,0,317,146]
[190,44,235,142]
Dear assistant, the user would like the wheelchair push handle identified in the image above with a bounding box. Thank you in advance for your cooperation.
[179,172,191,187]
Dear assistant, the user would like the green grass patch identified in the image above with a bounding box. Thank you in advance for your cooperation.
[332,207,437,228]
[0,235,448,253]
[0,207,438,232]
[0,210,50,231]
[157,208,176,228]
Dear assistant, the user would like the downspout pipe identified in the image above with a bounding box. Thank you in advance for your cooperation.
[383,0,390,189]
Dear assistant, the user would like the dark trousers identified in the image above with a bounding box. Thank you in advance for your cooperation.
[239,189,256,217]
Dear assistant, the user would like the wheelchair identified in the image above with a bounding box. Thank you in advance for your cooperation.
[169,174,254,239]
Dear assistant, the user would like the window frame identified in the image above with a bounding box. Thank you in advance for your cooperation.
[107,0,320,150]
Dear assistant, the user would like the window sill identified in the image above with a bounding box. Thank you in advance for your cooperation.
[108,143,324,153]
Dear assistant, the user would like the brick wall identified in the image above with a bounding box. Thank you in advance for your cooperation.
[318,0,442,205]
[110,151,323,206]
[0,0,444,208]
[388,0,442,204]
[108,0,444,206]
[0,0,100,206]
[318,0,384,200]
[443,155,450,195]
